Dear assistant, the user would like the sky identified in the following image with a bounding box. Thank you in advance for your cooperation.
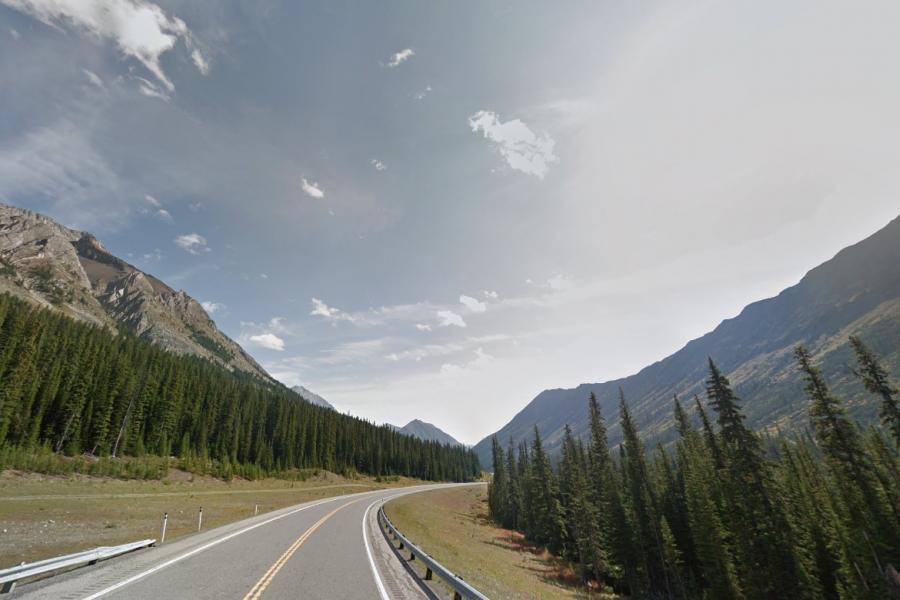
[1,1,899,445]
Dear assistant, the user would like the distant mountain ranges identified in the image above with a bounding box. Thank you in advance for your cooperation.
[0,203,464,439]
[389,419,463,446]
[474,214,900,467]
[290,385,335,410]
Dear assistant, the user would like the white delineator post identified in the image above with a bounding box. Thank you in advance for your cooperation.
[254,504,259,516]
[160,513,168,544]
[198,507,203,532]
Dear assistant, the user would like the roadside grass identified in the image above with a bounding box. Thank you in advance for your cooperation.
[0,468,420,567]
[385,485,619,600]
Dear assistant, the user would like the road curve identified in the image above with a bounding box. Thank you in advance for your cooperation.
[14,484,476,600]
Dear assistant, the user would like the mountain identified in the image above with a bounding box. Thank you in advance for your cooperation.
[390,419,463,446]
[0,203,270,381]
[290,385,335,410]
[475,215,900,467]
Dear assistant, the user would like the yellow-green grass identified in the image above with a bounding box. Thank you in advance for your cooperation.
[0,469,420,567]
[385,485,616,599]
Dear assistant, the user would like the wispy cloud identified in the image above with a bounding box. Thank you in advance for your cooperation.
[385,47,414,68]
[136,76,170,101]
[483,290,499,299]
[370,159,387,171]
[82,69,104,89]
[468,110,557,178]
[248,333,285,351]
[141,248,163,263]
[301,177,325,199]
[310,298,355,323]
[437,310,466,328]
[201,301,226,315]
[0,119,126,229]
[459,295,486,313]
[415,323,432,332]
[174,233,209,254]
[2,0,208,92]
[414,85,432,100]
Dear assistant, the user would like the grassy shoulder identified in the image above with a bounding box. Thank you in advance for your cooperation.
[385,485,610,599]
[0,467,421,567]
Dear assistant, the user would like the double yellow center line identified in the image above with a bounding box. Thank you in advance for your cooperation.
[241,498,363,600]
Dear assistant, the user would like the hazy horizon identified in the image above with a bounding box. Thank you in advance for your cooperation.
[2,0,900,444]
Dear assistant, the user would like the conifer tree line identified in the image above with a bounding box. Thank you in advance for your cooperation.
[0,293,480,481]
[489,340,900,599]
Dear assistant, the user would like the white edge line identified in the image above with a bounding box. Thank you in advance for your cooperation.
[81,490,378,600]
[362,498,391,600]
[362,483,486,600]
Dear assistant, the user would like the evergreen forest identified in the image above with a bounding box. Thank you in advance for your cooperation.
[0,293,481,482]
[488,340,900,599]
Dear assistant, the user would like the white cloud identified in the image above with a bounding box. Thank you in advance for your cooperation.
[144,194,161,207]
[440,347,494,377]
[2,0,207,91]
[188,201,204,213]
[546,275,574,291]
[301,177,325,199]
[248,333,285,351]
[0,119,126,229]
[310,298,355,323]
[319,338,390,365]
[415,323,432,332]
[414,85,432,100]
[201,301,225,315]
[483,290,499,299]
[136,76,170,101]
[141,248,163,263]
[468,110,558,178]
[82,68,104,88]
[437,310,466,328]
[9,28,20,39]
[174,233,209,254]
[370,159,387,171]
[459,295,486,313]
[260,273,268,279]
[385,47,414,68]
[156,208,173,222]
[191,48,209,75]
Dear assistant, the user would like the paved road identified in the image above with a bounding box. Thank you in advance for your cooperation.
[15,484,475,600]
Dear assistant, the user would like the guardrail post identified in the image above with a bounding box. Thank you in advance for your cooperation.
[160,512,168,544]
[198,507,203,532]
[425,567,432,580]
[1,581,15,593]
[254,504,259,516]
[453,593,461,600]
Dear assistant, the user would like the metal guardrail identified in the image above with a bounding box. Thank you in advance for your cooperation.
[0,539,155,593]
[378,505,488,600]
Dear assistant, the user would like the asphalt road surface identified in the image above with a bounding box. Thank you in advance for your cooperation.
[15,484,477,600]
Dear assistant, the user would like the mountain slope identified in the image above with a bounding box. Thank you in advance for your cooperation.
[391,420,462,446]
[291,385,335,410]
[0,203,270,380]
[475,215,900,466]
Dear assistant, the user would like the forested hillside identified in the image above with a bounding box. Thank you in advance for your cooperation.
[476,214,900,466]
[488,348,900,599]
[0,293,480,481]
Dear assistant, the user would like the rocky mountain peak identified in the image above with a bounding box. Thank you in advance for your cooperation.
[0,202,271,381]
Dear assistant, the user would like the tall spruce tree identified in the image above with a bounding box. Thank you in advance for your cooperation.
[850,336,900,446]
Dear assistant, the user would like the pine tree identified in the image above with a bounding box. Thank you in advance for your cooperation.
[529,426,566,554]
[850,336,900,446]
[795,345,899,599]
[488,436,509,524]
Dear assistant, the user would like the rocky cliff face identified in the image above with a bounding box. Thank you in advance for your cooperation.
[0,203,270,380]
